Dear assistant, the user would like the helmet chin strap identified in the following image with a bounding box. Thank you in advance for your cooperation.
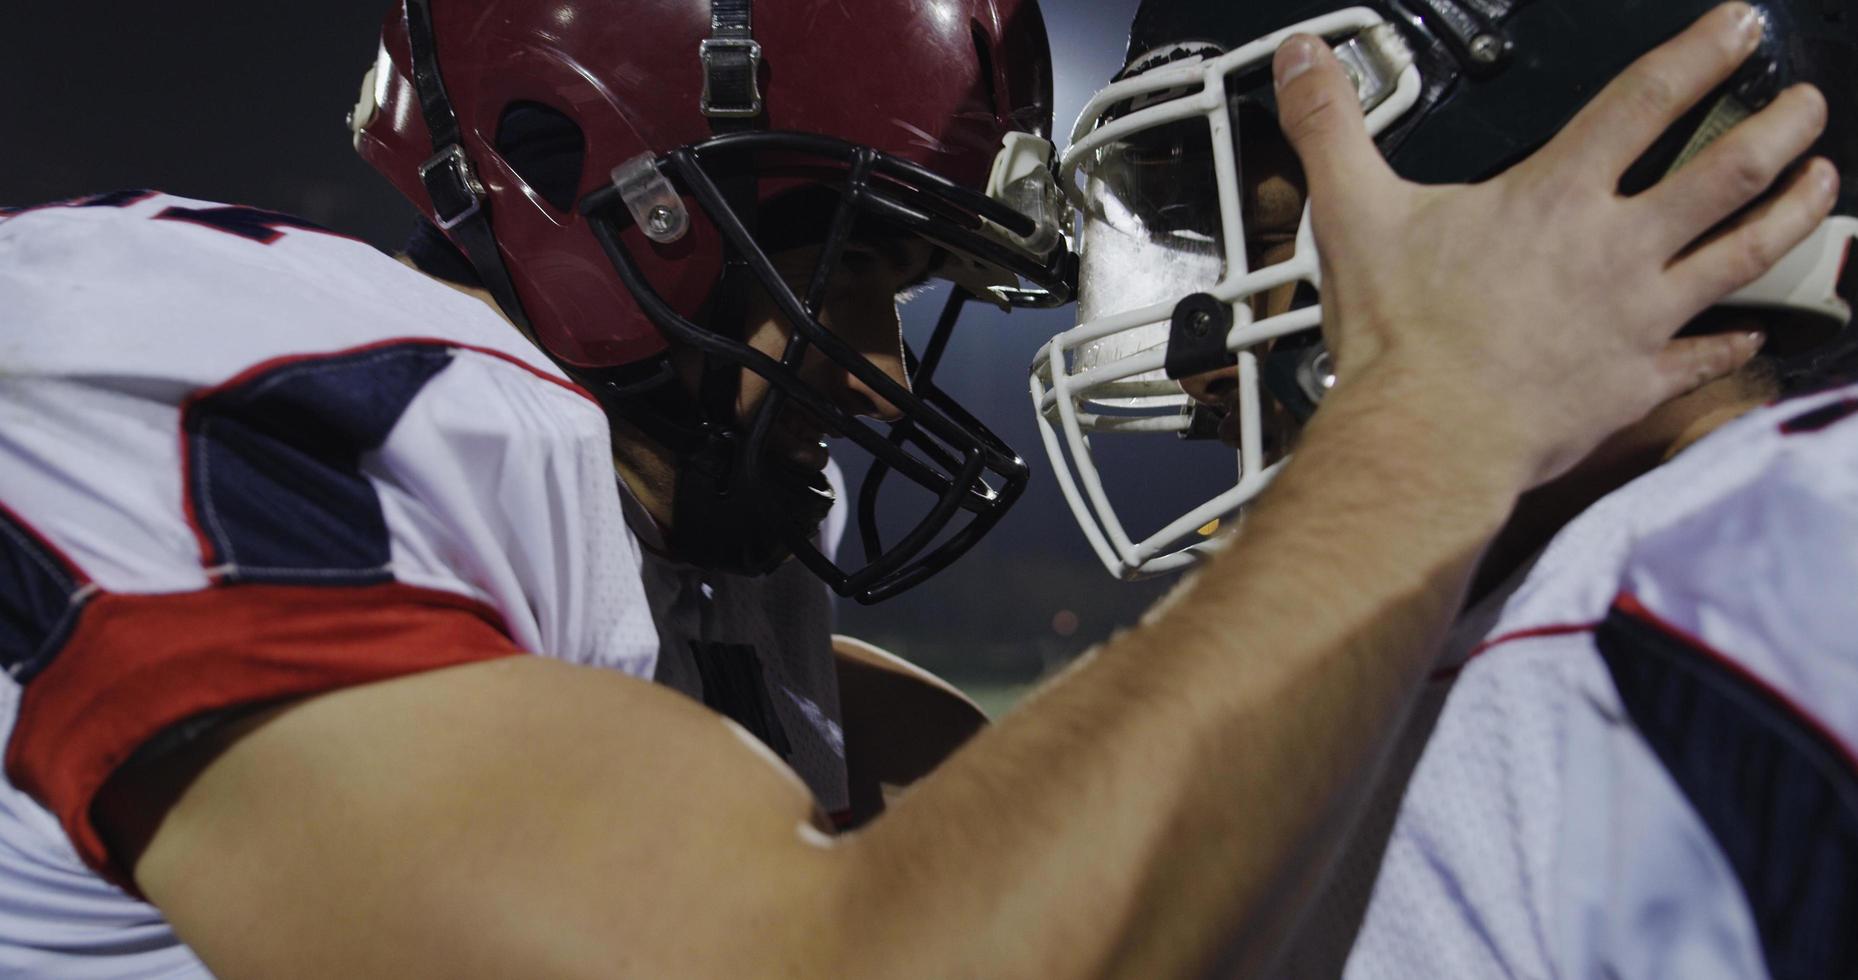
[668,425,836,577]
[401,0,533,334]
[651,0,811,577]
[660,261,834,577]
[649,0,844,577]
[581,338,832,577]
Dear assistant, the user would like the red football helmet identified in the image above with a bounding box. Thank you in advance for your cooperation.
[352,0,1073,601]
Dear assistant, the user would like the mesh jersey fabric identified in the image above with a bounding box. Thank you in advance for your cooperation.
[1275,380,1858,979]
[0,192,669,976]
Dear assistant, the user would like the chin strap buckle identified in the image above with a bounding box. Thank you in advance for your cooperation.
[701,0,763,119]
[418,144,486,231]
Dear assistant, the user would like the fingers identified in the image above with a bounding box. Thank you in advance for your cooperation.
[1547,3,1765,179]
[1650,329,1767,403]
[1671,157,1839,307]
[1272,35,1395,219]
[1641,83,1829,253]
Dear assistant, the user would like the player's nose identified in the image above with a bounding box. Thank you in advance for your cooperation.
[838,350,909,422]
[819,288,911,422]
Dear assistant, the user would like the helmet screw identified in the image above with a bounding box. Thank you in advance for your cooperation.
[1468,34,1504,66]
[647,205,677,237]
[1340,63,1364,92]
[1189,310,1215,337]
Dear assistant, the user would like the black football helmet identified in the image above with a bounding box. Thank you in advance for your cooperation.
[1033,0,1857,579]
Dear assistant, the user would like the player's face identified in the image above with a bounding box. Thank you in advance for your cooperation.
[730,238,937,472]
[1175,113,1308,453]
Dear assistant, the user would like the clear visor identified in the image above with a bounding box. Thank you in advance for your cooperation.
[1073,115,1228,410]
[1038,11,1426,580]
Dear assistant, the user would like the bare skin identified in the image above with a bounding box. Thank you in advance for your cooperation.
[1181,41,1826,595]
[833,634,989,826]
[607,239,933,531]
[1465,354,1778,602]
[97,6,1835,978]
[413,243,980,816]
[1185,241,1787,607]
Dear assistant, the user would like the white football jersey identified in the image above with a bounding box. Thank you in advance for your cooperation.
[1279,380,1858,978]
[0,192,847,975]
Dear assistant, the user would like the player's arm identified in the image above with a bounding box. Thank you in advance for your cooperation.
[103,6,1834,977]
[101,380,1504,980]
[833,635,988,826]
[99,657,847,978]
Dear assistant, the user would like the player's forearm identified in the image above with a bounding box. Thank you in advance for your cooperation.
[832,375,1522,978]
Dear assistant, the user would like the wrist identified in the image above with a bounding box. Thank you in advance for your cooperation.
[1303,367,1535,509]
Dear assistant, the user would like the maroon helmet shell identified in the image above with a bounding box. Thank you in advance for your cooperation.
[355,0,1055,370]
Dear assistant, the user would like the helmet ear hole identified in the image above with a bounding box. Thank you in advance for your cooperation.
[494,101,587,213]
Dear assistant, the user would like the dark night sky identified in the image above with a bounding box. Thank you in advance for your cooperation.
[0,1,1243,678]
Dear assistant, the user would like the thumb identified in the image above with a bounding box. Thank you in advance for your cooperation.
[1273,35,1392,210]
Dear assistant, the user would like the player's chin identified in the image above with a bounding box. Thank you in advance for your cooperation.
[767,456,836,532]
[766,408,837,473]
[781,437,830,473]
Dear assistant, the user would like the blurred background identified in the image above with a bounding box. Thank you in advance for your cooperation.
[1,0,1239,713]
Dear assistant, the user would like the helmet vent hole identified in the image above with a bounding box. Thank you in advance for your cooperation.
[972,23,1001,116]
[495,101,587,213]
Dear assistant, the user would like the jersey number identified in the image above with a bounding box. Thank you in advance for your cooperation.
[2,191,337,247]
[155,206,337,245]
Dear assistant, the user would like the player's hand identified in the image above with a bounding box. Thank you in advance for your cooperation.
[1274,1,1836,487]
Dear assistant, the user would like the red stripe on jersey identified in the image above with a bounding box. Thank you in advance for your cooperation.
[1466,621,1598,660]
[448,340,600,405]
[4,582,523,890]
[1432,620,1600,681]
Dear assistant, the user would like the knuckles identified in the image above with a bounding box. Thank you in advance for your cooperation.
[1610,65,1685,129]
[1722,148,1780,202]
[1731,224,1786,287]
[1782,83,1831,134]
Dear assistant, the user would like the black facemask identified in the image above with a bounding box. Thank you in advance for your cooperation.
[579,132,1070,603]
[666,431,835,575]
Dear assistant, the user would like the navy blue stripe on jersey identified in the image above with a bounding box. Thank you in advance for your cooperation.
[1597,595,1858,980]
[183,342,455,586]
[0,505,92,683]
[1780,398,1858,435]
